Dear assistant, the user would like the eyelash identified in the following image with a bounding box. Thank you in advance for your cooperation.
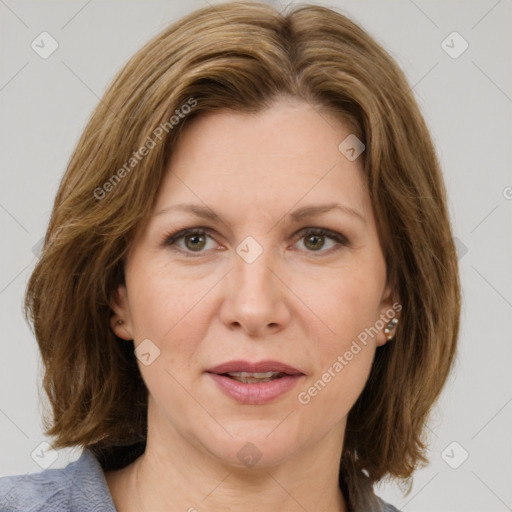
[161,227,350,257]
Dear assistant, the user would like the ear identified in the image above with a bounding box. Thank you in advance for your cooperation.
[375,280,401,347]
[109,284,133,340]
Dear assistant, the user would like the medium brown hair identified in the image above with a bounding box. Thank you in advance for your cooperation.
[24,1,461,509]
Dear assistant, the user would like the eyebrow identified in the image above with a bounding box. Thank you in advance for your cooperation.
[154,202,366,224]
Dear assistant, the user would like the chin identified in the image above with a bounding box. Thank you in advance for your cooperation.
[201,428,299,470]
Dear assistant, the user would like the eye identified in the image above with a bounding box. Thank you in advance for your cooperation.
[162,227,350,256]
[293,228,350,254]
[163,228,217,255]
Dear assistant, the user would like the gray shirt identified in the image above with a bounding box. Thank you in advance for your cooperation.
[0,449,401,511]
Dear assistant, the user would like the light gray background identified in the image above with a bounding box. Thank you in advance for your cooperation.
[1,1,511,510]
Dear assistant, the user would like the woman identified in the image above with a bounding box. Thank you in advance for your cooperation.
[0,2,460,511]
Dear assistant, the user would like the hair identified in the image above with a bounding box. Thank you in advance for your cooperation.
[24,1,461,510]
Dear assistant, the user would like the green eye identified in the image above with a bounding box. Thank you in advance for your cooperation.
[163,227,349,257]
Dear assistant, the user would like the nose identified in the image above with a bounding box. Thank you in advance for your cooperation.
[219,247,291,337]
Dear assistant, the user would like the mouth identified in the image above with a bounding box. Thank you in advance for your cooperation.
[205,360,305,404]
[218,371,287,384]
[206,359,304,379]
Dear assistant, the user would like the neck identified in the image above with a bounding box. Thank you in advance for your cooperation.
[106,405,349,512]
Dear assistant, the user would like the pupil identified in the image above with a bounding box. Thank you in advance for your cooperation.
[306,235,324,250]
[186,234,205,251]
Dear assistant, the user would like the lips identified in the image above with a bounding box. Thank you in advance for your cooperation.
[205,360,305,404]
[206,360,303,376]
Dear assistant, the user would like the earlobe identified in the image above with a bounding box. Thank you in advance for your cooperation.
[376,281,401,347]
[383,317,399,340]
[109,285,133,340]
[376,315,400,347]
[109,316,133,340]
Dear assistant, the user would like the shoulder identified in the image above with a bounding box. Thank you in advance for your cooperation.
[374,495,402,512]
[0,449,117,512]
[352,483,402,512]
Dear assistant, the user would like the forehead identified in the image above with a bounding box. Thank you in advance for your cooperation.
[154,100,370,223]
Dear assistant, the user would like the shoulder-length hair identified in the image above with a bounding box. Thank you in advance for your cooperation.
[24,1,461,508]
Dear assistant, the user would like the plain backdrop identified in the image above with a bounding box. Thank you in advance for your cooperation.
[1,1,511,511]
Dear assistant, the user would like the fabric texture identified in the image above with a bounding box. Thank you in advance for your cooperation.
[0,449,116,512]
[0,448,401,511]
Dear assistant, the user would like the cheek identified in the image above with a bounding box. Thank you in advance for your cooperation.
[310,269,383,351]
[297,275,378,418]
[296,268,381,406]
[126,257,217,375]
[126,265,209,412]
[309,347,375,423]
[127,256,194,336]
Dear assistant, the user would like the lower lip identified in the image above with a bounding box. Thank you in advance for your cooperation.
[207,373,304,405]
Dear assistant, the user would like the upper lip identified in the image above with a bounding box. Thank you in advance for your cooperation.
[206,360,304,375]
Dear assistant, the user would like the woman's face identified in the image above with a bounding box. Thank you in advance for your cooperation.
[111,98,397,469]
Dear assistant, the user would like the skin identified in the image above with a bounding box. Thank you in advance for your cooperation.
[105,97,398,512]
